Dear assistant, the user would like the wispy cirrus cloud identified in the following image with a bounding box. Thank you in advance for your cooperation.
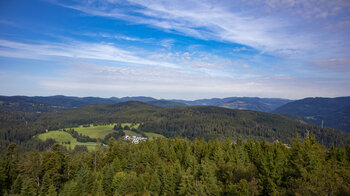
[0,39,179,68]
[38,60,350,99]
[0,37,348,99]
[82,32,148,42]
[53,0,350,57]
[0,38,240,77]
[311,58,350,72]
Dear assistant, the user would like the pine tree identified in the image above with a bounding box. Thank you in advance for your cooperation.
[148,171,161,195]
[102,166,115,195]
[199,160,220,195]
[112,171,126,193]
[46,184,57,196]
[39,173,51,196]
[178,173,199,196]
[0,160,7,195]
[11,174,23,195]
[20,177,36,196]
[75,164,93,194]
[6,143,19,190]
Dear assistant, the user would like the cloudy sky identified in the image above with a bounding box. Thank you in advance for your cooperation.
[0,0,349,99]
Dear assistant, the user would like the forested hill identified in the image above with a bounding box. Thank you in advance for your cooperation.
[30,101,350,147]
[171,97,292,112]
[0,95,289,112]
[1,135,350,195]
[274,97,350,133]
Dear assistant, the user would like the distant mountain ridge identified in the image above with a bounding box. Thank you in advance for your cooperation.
[171,97,291,112]
[0,95,292,112]
[1,98,350,148]
[33,101,350,147]
[0,95,181,111]
[274,97,350,133]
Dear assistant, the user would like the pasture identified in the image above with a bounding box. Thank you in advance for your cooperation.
[73,123,140,139]
[74,124,116,139]
[37,131,97,151]
[36,123,164,151]
[143,132,165,138]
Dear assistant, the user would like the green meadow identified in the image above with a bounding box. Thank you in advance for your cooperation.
[36,123,164,151]
[36,131,97,151]
[74,124,117,139]
[123,130,143,137]
[143,132,165,138]
[74,123,140,139]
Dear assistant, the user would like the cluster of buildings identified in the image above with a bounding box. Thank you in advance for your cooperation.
[123,135,147,144]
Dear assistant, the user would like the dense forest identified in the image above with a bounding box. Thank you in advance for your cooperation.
[0,95,291,112]
[1,134,350,195]
[1,100,350,195]
[1,101,350,150]
[274,97,350,132]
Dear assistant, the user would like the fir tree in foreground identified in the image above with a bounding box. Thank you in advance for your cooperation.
[0,134,350,195]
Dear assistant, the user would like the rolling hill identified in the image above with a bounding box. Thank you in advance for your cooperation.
[0,95,291,112]
[274,97,350,133]
[32,101,350,147]
[171,97,292,112]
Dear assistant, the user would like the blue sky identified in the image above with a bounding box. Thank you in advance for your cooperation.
[0,0,349,99]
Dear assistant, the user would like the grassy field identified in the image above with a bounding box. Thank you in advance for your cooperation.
[124,130,142,136]
[143,132,165,138]
[36,123,164,150]
[123,130,165,138]
[74,124,116,139]
[37,131,97,151]
[73,123,140,139]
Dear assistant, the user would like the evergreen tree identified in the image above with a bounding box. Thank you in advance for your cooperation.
[11,174,23,195]
[46,184,57,196]
[0,160,7,195]
[20,177,36,196]
[148,171,161,195]
[39,173,51,196]
[199,160,220,195]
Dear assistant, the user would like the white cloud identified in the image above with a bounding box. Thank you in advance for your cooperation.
[51,0,350,63]
[233,47,247,52]
[0,39,179,68]
[83,32,147,42]
[159,39,175,49]
[311,58,350,72]
[38,61,350,99]
[55,0,348,55]
[0,38,239,77]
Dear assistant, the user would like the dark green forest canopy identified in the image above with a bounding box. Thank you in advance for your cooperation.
[1,101,349,149]
[33,102,350,147]
[274,97,350,133]
[1,135,350,195]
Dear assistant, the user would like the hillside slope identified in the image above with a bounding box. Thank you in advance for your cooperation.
[33,101,350,147]
[274,97,350,132]
[1,95,291,112]
[172,97,292,112]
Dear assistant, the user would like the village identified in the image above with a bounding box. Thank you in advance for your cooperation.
[122,134,147,144]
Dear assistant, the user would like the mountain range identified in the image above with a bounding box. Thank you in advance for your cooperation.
[0,95,290,112]
[274,97,350,133]
[2,101,348,147]
[1,95,350,133]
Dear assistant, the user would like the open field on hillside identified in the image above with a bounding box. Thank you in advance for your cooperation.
[36,123,164,150]
[143,132,165,138]
[73,123,140,139]
[124,130,142,136]
[36,131,97,150]
[74,124,116,139]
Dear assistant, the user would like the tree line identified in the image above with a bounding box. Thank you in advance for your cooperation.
[1,102,350,153]
[0,134,349,195]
